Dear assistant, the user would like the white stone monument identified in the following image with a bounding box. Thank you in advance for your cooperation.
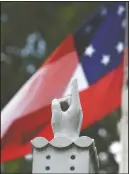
[31,79,99,173]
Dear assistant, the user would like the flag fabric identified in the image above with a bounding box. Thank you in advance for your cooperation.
[1,2,126,162]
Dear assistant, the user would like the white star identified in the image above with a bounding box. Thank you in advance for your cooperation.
[121,19,126,28]
[84,45,95,57]
[101,55,110,66]
[116,42,124,53]
[101,8,107,16]
[117,5,125,16]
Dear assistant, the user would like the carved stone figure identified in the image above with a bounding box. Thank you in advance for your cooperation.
[51,79,83,141]
[31,79,99,173]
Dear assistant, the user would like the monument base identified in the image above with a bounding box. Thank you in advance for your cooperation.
[31,136,99,173]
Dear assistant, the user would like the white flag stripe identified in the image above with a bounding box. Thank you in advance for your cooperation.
[1,67,47,138]
[63,63,89,96]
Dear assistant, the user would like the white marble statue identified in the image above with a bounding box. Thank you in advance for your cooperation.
[31,79,98,173]
[51,79,83,141]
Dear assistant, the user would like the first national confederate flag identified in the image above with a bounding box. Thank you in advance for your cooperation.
[1,2,126,162]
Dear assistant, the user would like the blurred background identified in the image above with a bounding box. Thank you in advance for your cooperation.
[1,2,126,173]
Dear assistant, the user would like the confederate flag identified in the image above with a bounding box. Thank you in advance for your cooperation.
[1,2,126,162]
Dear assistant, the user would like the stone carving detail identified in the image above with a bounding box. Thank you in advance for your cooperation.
[31,79,99,173]
[51,79,83,141]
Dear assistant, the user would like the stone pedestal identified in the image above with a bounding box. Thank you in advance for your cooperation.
[31,136,98,173]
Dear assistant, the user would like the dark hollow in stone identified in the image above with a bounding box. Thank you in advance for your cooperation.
[46,155,51,160]
[60,101,69,111]
[71,155,76,160]
[70,166,75,171]
[45,166,50,171]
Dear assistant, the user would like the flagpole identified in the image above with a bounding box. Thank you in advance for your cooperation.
[1,163,4,173]
[119,2,128,173]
